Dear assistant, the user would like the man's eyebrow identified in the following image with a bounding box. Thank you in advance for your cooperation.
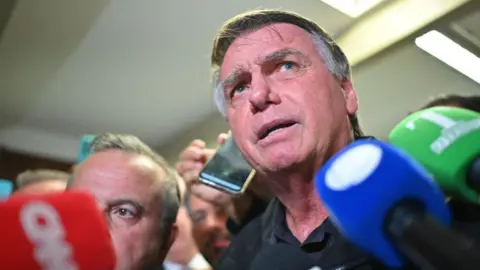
[261,48,306,63]
[221,49,306,89]
[190,208,206,215]
[106,198,145,213]
[222,65,245,89]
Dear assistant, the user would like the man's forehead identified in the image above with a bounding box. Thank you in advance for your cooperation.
[188,192,227,211]
[82,151,157,171]
[232,23,307,46]
[220,23,312,78]
[73,151,164,187]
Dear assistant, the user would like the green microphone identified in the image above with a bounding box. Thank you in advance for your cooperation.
[389,106,480,204]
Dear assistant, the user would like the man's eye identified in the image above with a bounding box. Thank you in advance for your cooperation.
[113,207,135,217]
[233,84,245,94]
[190,211,207,225]
[277,61,297,72]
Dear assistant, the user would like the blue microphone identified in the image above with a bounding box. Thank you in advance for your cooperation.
[78,134,96,162]
[0,179,13,200]
[315,139,480,270]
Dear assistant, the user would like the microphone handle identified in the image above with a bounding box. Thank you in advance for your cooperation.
[386,200,480,270]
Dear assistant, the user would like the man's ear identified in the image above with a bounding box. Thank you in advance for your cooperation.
[167,223,178,250]
[158,223,178,262]
[341,79,358,116]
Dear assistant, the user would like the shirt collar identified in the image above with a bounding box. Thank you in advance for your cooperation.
[260,135,376,245]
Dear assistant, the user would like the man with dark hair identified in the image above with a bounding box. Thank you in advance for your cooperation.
[14,169,69,195]
[182,189,231,265]
[163,173,211,270]
[68,133,180,270]
[421,93,480,113]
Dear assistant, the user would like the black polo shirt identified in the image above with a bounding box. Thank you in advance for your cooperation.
[215,196,392,270]
[270,198,385,268]
[216,136,392,270]
[270,198,388,269]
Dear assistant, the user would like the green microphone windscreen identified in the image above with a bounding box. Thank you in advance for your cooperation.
[389,106,480,203]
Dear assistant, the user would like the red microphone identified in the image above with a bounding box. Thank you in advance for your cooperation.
[0,191,116,270]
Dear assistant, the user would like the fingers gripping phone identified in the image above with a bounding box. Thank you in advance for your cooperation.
[198,135,255,196]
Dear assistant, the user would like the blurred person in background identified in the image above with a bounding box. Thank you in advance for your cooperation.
[183,188,231,265]
[67,133,180,270]
[176,134,272,267]
[13,169,69,195]
[164,173,211,270]
[420,93,480,113]
[176,135,271,236]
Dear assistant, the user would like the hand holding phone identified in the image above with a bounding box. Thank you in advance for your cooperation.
[176,135,232,205]
[198,134,255,196]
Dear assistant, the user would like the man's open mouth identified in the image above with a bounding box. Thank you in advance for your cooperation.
[258,120,296,140]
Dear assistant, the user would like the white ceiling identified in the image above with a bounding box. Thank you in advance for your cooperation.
[0,1,479,162]
[0,0,352,161]
[354,42,480,139]
[356,11,480,139]
[354,10,480,139]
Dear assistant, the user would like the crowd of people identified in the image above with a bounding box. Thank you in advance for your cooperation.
[6,8,480,270]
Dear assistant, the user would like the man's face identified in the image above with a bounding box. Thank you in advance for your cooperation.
[188,193,230,264]
[220,23,358,173]
[15,179,66,195]
[69,150,169,270]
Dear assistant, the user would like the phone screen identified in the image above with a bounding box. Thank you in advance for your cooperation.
[199,136,254,195]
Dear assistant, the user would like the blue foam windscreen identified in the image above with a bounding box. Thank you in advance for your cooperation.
[314,139,451,268]
[0,179,13,200]
[77,134,96,163]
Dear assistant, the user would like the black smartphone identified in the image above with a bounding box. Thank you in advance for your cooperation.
[198,135,255,196]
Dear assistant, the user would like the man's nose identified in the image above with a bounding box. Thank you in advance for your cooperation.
[248,76,280,113]
[204,214,226,230]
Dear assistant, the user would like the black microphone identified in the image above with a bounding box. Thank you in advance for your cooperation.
[250,243,321,270]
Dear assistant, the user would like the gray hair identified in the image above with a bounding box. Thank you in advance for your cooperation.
[210,9,363,138]
[16,169,70,188]
[70,133,180,246]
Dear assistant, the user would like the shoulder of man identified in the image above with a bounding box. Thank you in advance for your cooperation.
[216,214,265,270]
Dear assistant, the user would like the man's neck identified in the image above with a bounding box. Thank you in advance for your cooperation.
[278,177,328,242]
[270,130,355,242]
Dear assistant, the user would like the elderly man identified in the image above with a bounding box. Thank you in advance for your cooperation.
[14,169,69,195]
[208,9,383,270]
[67,133,180,270]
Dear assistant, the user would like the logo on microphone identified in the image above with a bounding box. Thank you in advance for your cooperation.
[325,144,382,191]
[406,111,480,154]
[20,201,78,270]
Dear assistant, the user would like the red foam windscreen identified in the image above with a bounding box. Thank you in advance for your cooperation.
[0,191,116,270]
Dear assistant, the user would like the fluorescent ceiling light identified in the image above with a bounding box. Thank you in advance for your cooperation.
[320,0,387,18]
[415,30,480,85]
